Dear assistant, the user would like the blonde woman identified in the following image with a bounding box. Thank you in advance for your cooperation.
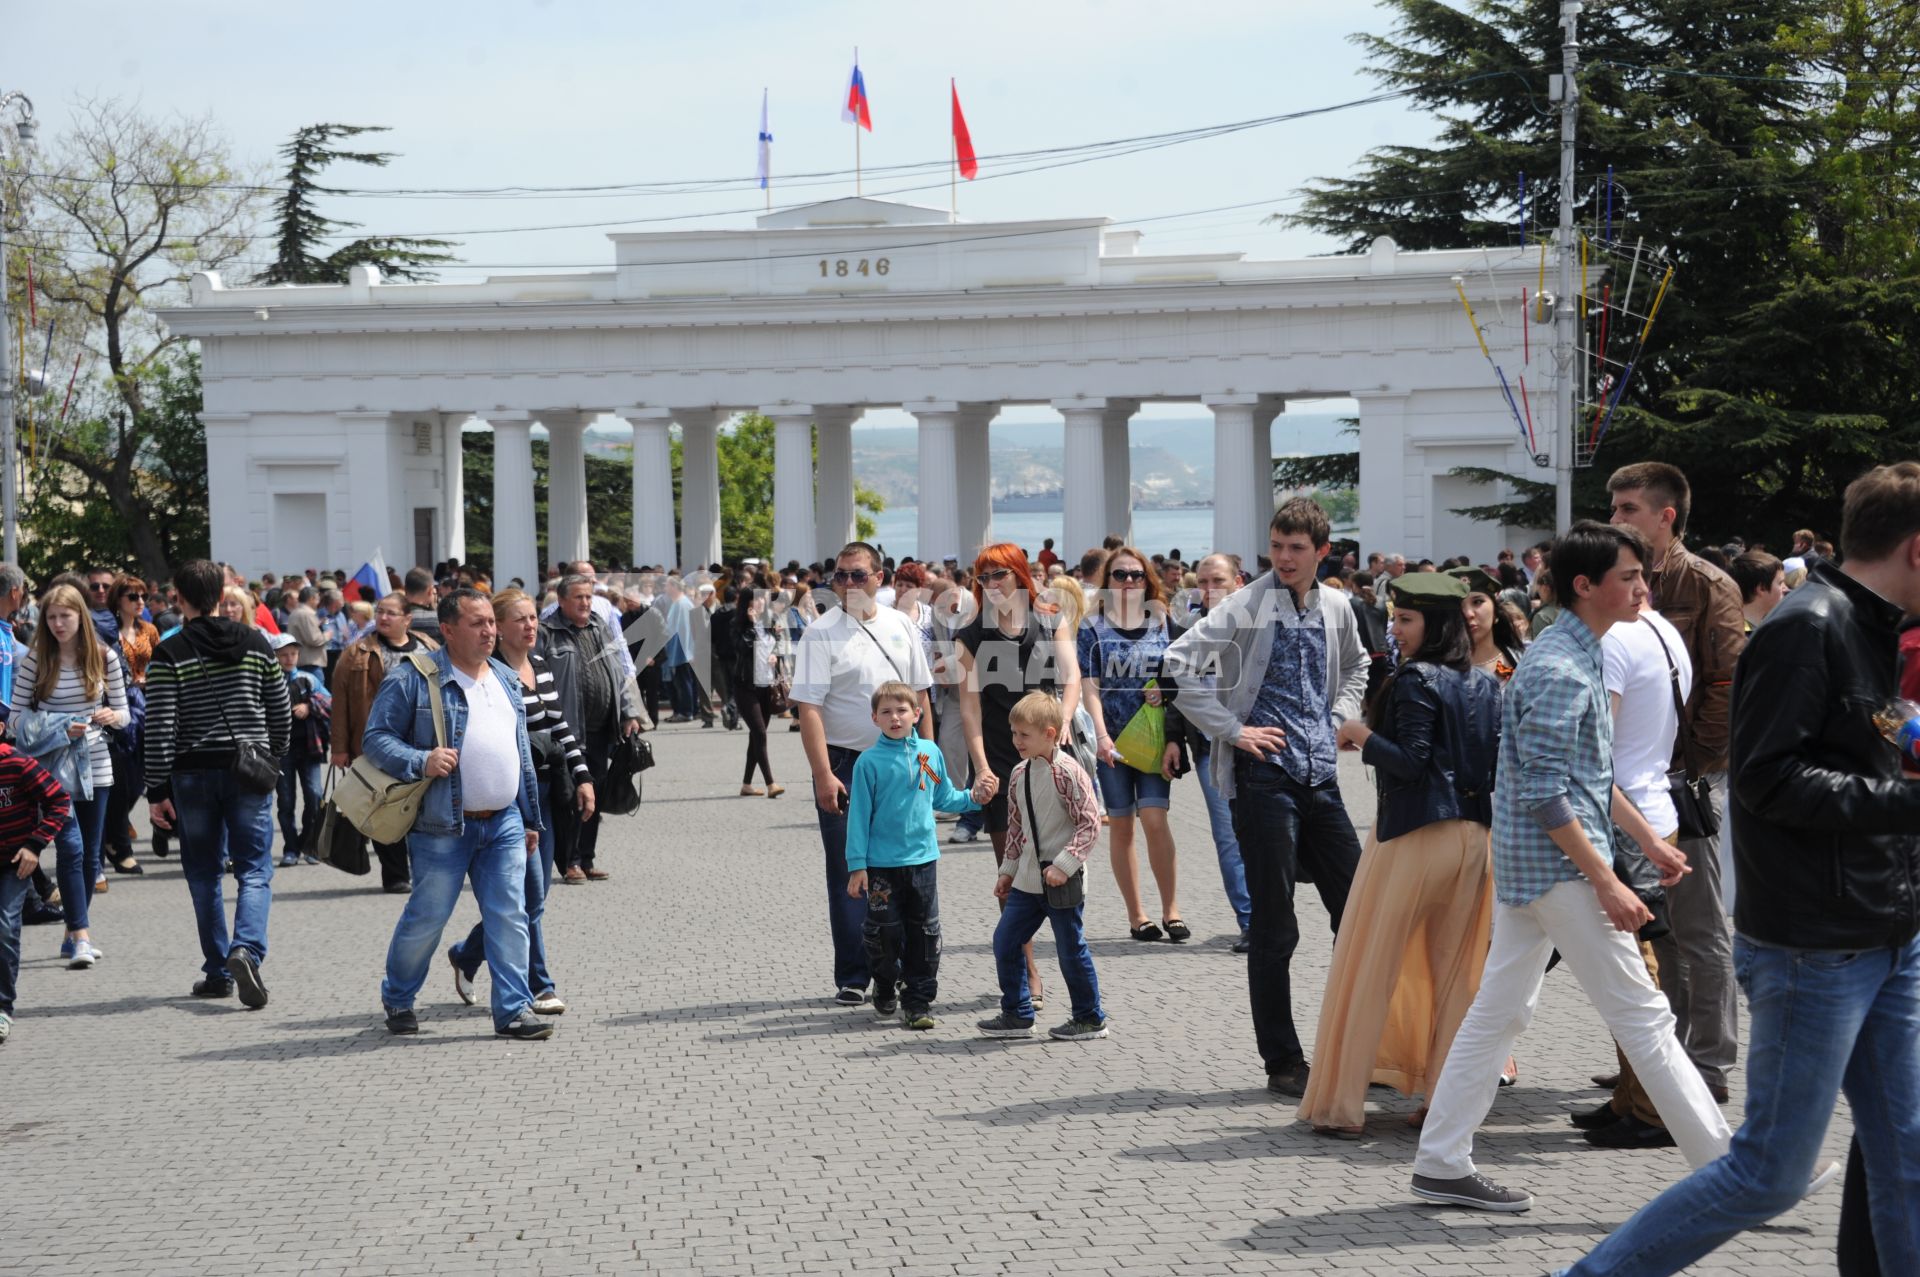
[218,587,258,629]
[11,584,130,968]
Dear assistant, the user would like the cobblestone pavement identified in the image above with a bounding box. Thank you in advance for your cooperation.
[7,718,1849,1276]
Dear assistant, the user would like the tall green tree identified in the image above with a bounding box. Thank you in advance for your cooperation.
[1283,0,1920,547]
[253,124,456,285]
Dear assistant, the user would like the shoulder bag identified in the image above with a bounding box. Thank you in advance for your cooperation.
[1025,763,1086,910]
[334,652,446,843]
[1650,625,1719,840]
[181,631,279,795]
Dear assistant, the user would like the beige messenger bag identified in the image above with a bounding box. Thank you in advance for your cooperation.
[335,651,446,844]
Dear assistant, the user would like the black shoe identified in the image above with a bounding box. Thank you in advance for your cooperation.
[226,948,269,1009]
[22,905,65,926]
[873,992,899,1018]
[1232,930,1251,954]
[191,977,235,999]
[1706,1082,1730,1105]
[1570,1100,1623,1131]
[496,1011,555,1041]
[384,881,412,895]
[111,858,145,875]
[385,1004,419,1035]
[1583,1114,1676,1149]
[833,986,866,1007]
[1267,1064,1311,1099]
[976,1012,1036,1039]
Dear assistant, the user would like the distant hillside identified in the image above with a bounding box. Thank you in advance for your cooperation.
[582,411,1355,510]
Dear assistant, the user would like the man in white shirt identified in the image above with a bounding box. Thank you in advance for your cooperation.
[1581,600,1696,1149]
[793,542,935,1006]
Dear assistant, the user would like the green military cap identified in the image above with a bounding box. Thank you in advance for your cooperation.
[1447,565,1501,597]
[1388,571,1469,608]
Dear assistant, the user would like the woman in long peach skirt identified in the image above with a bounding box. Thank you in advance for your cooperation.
[1298,573,1503,1137]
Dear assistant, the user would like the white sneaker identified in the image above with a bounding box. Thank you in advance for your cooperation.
[447,948,476,1006]
[0,1011,12,1043]
[531,991,567,1015]
[1807,1159,1842,1197]
[68,940,97,970]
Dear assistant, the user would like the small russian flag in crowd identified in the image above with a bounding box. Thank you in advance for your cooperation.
[843,52,873,131]
[351,550,389,600]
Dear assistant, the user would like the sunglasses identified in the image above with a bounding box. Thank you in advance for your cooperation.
[831,569,872,584]
[1108,569,1148,584]
[89,582,111,592]
[124,592,146,601]
[980,568,1015,584]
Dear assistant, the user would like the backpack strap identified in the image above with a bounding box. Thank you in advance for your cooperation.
[406,651,448,752]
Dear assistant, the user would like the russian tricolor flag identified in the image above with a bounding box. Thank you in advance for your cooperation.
[350,549,389,601]
[842,53,873,131]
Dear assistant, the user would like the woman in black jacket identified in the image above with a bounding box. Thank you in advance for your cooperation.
[1297,572,1503,1138]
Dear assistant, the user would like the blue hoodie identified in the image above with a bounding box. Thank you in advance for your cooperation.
[845,730,979,871]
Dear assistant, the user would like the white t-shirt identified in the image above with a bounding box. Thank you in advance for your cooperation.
[791,604,934,751]
[450,663,522,813]
[1602,609,1693,837]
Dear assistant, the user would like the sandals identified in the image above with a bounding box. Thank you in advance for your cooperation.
[1499,1056,1519,1087]
[1129,922,1163,942]
[1312,1124,1364,1141]
[1163,918,1191,943]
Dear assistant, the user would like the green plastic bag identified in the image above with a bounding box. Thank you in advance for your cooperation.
[1112,680,1167,774]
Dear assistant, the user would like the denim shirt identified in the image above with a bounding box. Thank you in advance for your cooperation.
[1246,590,1339,786]
[360,648,540,838]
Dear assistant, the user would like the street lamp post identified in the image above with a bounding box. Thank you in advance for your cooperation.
[0,88,37,567]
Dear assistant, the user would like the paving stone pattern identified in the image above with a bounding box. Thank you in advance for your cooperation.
[6,721,1848,1275]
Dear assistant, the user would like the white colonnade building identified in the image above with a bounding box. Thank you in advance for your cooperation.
[159,197,1544,583]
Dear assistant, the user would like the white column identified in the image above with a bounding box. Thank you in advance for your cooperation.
[1251,398,1284,532]
[812,405,860,556]
[954,402,996,558]
[1102,399,1137,546]
[541,410,590,569]
[487,412,537,589]
[620,406,676,570]
[675,408,723,571]
[1054,398,1109,559]
[440,413,469,563]
[339,410,407,576]
[1205,394,1261,567]
[1354,392,1411,559]
[763,404,817,567]
[911,401,962,563]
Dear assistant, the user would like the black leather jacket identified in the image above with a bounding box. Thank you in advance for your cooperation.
[1730,560,1920,950]
[1361,663,1502,843]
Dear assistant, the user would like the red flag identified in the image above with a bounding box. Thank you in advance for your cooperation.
[951,79,978,180]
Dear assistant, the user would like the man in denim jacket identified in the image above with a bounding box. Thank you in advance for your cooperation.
[363,588,550,1041]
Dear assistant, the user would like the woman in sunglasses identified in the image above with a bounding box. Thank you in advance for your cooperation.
[1078,546,1185,942]
[102,576,160,875]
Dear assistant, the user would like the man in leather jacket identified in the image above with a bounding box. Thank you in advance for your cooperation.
[541,575,643,884]
[1561,462,1920,1276]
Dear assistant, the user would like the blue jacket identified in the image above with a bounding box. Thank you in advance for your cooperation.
[361,648,540,838]
[845,731,979,871]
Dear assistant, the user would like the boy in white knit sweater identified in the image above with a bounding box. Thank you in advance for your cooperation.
[977,692,1110,1041]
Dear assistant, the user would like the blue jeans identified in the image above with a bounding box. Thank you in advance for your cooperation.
[382,809,533,1029]
[276,756,323,854]
[862,861,941,1012]
[814,745,869,991]
[173,770,276,977]
[1093,758,1170,817]
[1195,747,1251,933]
[993,887,1104,1023]
[0,864,29,1015]
[451,826,555,998]
[1564,933,1920,1276]
[1230,757,1360,1074]
[53,789,109,933]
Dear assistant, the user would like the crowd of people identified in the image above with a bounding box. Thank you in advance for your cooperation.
[0,456,1916,1276]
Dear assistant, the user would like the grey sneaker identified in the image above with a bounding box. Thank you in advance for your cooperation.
[531,991,567,1015]
[1048,1017,1110,1041]
[496,1010,555,1041]
[384,1004,419,1035]
[0,1011,12,1043]
[1411,1172,1533,1212]
[976,1012,1035,1039]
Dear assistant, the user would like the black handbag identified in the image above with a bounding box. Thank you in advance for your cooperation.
[1025,765,1086,909]
[600,732,652,816]
[314,769,372,875]
[1651,626,1720,841]
[1610,823,1672,943]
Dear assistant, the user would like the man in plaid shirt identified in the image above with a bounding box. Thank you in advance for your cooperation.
[1409,522,1730,1213]
[0,738,73,1044]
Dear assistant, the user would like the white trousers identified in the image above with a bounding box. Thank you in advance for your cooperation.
[1412,877,1732,1180]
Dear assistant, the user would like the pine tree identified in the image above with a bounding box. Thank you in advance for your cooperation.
[255,124,456,285]
[1283,1,1920,547]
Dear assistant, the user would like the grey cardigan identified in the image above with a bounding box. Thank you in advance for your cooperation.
[1162,572,1369,800]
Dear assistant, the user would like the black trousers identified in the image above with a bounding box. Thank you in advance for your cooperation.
[374,838,411,889]
[553,729,612,871]
[738,685,775,786]
[863,862,942,1013]
[1229,756,1360,1075]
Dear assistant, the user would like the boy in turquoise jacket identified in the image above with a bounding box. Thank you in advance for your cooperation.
[846,681,996,1029]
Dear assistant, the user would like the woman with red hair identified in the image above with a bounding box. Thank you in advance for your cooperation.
[956,543,1082,1007]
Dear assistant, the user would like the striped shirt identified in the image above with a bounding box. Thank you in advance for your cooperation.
[519,651,591,786]
[1491,611,1615,906]
[0,742,73,856]
[142,618,292,800]
[10,646,130,788]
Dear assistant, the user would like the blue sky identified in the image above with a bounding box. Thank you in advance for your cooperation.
[13,0,1432,426]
